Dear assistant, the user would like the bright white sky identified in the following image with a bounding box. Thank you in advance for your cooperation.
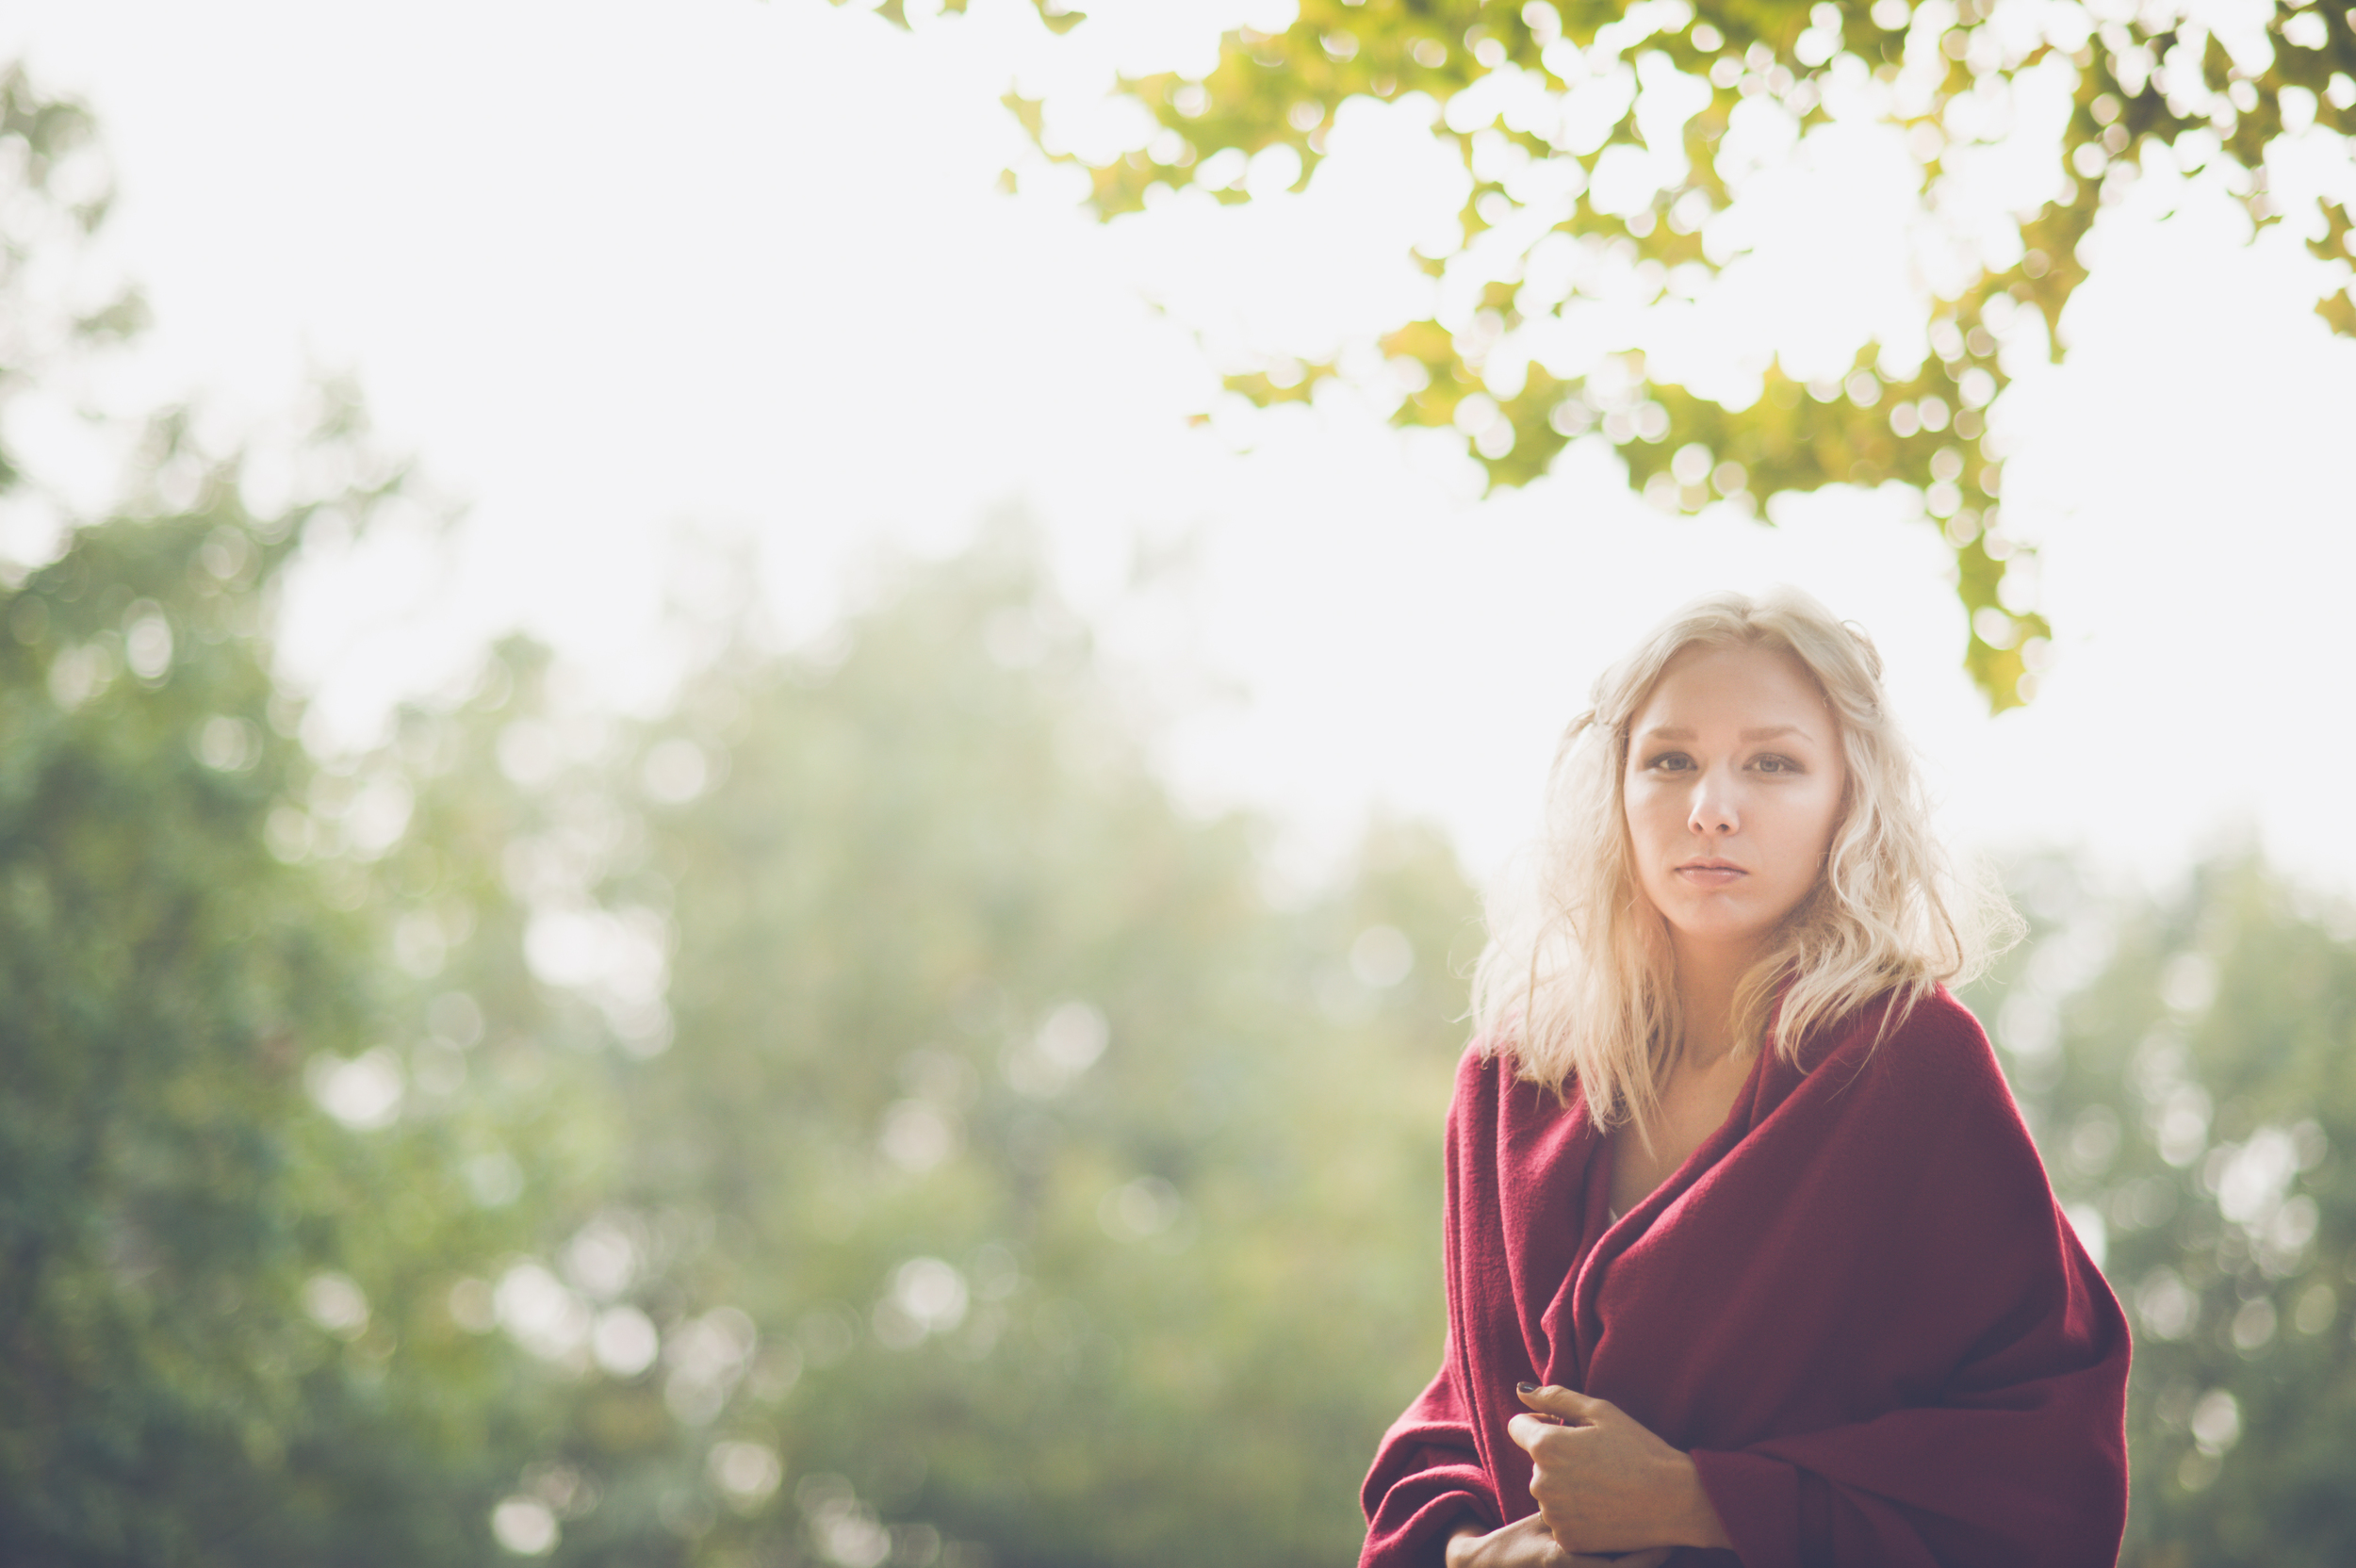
[6,0,2354,901]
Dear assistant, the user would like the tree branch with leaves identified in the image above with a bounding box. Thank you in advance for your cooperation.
[851,0,2353,709]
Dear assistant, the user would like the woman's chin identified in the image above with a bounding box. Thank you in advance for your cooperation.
[1663,908,1777,953]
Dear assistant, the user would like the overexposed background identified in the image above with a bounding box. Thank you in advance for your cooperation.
[5,0,2351,892]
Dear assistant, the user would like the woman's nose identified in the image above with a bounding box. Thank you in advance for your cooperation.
[1689,775,1739,835]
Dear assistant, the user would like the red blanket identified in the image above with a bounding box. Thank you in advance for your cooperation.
[1361,988,2130,1567]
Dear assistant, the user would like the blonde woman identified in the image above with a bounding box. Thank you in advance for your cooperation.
[1360,591,2129,1568]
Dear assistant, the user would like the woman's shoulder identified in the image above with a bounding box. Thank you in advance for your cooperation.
[1808,982,1988,1065]
[1450,1036,1581,1135]
[1454,1035,1525,1093]
[1450,1037,1519,1119]
[1796,984,2037,1154]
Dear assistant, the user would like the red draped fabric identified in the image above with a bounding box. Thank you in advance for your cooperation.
[1360,988,2130,1567]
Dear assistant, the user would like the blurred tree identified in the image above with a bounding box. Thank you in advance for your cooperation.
[0,416,564,1563]
[1968,853,2356,1566]
[0,64,147,500]
[323,633,712,1568]
[582,524,1482,1567]
[856,0,2354,710]
[0,63,1490,1560]
[0,64,634,1565]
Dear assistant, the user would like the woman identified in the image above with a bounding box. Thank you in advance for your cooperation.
[1361,591,2129,1567]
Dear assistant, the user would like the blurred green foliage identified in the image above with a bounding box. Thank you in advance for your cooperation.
[1970,855,2356,1567]
[0,393,575,1561]
[0,66,1480,1567]
[923,0,2356,710]
[0,68,589,1564]
[595,533,1480,1565]
[4,54,2355,1568]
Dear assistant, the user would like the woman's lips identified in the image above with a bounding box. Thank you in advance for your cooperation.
[1676,863,1747,886]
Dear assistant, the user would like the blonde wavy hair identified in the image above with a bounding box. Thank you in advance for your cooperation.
[1470,587,2017,1129]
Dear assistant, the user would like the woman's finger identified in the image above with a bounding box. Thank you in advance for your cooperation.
[1506,1412,1562,1455]
[1515,1381,1608,1425]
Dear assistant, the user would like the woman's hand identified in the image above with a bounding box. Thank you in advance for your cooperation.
[1505,1385,1732,1557]
[1442,1514,1671,1568]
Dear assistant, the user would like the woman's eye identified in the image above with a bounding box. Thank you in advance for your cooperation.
[1755,755,1798,774]
[1645,752,1693,772]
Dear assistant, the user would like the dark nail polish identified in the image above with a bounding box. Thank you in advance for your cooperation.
[1516,1380,1539,1395]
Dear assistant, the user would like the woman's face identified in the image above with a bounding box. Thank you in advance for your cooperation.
[1622,642,1848,965]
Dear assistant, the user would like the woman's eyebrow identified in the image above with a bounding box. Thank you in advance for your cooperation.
[1640,725,1816,743]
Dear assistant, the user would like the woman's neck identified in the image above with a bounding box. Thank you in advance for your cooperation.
[1670,935,1766,1070]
